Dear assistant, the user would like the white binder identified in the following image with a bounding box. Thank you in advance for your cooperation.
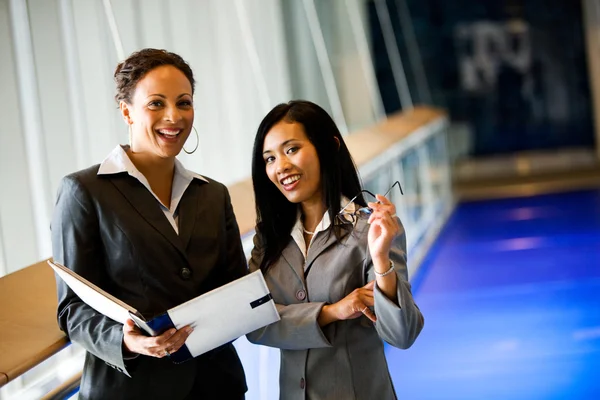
[49,260,280,363]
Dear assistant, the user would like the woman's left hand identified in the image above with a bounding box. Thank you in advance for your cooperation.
[367,194,400,264]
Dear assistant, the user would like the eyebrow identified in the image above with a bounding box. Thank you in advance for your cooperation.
[147,93,192,99]
[262,139,300,155]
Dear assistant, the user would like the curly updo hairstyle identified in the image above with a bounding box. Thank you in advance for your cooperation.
[113,48,195,104]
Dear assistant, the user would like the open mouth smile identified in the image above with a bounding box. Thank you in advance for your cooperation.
[156,128,183,140]
[279,174,302,191]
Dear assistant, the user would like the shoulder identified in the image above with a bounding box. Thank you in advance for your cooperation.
[54,165,107,214]
[57,164,104,193]
[195,174,224,189]
[191,175,230,198]
[60,164,103,187]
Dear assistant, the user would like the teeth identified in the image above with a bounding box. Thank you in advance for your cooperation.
[158,129,181,137]
[282,175,300,185]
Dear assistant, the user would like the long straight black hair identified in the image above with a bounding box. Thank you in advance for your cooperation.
[251,100,366,272]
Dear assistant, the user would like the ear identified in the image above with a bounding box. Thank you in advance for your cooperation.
[119,101,133,125]
[333,136,341,150]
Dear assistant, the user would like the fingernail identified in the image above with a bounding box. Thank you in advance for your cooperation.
[186,327,193,334]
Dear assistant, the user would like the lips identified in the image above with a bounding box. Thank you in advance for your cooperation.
[281,174,301,185]
[280,174,301,191]
[156,128,182,138]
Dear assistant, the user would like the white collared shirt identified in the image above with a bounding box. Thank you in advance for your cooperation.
[97,145,208,234]
[290,197,355,262]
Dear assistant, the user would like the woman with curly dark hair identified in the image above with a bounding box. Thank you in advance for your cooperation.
[51,49,247,399]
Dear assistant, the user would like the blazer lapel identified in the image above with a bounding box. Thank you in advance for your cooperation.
[281,241,307,287]
[177,182,203,251]
[281,221,363,282]
[306,223,355,268]
[108,174,187,257]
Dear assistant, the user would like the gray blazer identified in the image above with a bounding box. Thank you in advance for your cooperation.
[247,218,424,400]
[51,165,248,400]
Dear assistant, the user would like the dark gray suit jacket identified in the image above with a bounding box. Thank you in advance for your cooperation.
[247,218,424,400]
[51,165,248,400]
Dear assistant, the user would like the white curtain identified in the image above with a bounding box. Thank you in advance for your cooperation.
[0,0,379,276]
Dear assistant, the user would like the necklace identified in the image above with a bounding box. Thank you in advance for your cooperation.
[303,227,315,235]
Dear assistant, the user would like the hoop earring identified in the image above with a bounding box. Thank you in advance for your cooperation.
[183,127,199,154]
[128,124,133,147]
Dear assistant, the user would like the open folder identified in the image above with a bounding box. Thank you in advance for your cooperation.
[49,260,280,363]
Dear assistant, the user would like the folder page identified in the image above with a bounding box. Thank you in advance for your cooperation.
[167,270,280,359]
[49,261,280,362]
[48,260,140,325]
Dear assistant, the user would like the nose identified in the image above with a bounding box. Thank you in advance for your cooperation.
[275,156,291,175]
[164,104,182,123]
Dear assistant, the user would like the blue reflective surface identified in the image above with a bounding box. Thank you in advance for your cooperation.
[387,189,600,400]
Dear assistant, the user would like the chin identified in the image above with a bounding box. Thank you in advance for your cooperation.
[282,192,305,204]
[159,147,184,158]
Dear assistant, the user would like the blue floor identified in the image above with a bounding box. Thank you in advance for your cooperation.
[387,189,600,400]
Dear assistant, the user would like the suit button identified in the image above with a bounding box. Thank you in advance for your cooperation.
[300,378,305,389]
[180,267,192,280]
[296,289,306,301]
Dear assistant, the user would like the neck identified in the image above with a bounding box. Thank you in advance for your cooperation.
[126,147,175,185]
[301,197,327,233]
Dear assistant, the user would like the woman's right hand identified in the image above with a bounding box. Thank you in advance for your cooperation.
[318,281,376,327]
[122,319,193,358]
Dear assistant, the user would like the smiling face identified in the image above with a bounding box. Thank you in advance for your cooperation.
[262,121,323,207]
[120,65,194,159]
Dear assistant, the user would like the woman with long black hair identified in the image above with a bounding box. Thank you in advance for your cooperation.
[247,100,424,399]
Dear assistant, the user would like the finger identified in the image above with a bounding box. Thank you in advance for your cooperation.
[167,339,185,354]
[165,326,193,350]
[123,319,141,333]
[151,337,176,358]
[124,325,175,358]
[122,320,141,355]
[375,194,392,205]
[371,215,397,236]
[367,202,395,215]
[358,286,375,295]
[363,280,375,289]
[361,306,377,322]
[380,207,398,219]
[368,214,394,233]
[386,214,400,233]
[144,329,177,355]
[359,293,375,304]
[378,222,397,242]
[168,328,193,353]
[385,215,401,235]
[153,328,177,346]
[368,208,397,223]
[367,211,382,224]
[156,348,170,358]
[358,293,375,304]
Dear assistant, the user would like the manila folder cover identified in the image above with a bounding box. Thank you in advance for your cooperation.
[49,260,280,363]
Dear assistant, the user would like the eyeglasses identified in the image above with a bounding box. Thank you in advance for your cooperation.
[337,181,404,225]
